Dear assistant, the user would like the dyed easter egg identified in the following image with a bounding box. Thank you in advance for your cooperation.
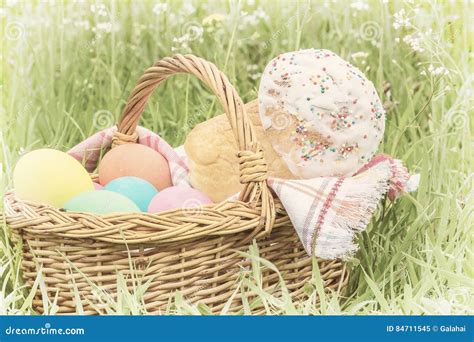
[63,190,140,214]
[93,182,103,190]
[103,176,158,212]
[148,186,213,213]
[13,149,94,207]
[98,143,172,190]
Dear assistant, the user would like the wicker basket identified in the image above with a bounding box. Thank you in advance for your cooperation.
[3,54,348,314]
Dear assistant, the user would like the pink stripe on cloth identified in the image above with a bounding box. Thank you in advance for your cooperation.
[302,178,331,249]
[310,177,345,253]
[311,177,344,254]
[67,127,116,172]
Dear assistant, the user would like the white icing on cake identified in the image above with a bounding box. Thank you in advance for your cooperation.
[258,49,385,178]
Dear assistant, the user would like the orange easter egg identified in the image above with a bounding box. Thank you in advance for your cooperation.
[98,143,172,190]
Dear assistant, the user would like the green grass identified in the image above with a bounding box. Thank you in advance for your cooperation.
[1,0,472,315]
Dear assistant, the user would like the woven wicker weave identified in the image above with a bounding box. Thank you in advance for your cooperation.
[3,54,348,314]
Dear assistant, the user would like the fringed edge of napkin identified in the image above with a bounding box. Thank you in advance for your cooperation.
[268,155,414,260]
[312,161,391,260]
[354,153,410,200]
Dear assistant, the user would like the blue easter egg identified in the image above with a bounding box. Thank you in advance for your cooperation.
[63,190,140,214]
[103,176,158,212]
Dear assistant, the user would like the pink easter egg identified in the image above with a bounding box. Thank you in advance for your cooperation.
[148,186,213,213]
[93,182,103,190]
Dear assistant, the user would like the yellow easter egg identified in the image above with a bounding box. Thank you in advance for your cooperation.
[13,148,94,207]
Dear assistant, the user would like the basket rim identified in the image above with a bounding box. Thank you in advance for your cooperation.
[3,190,289,245]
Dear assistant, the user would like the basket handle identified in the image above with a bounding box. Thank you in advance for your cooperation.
[115,54,275,234]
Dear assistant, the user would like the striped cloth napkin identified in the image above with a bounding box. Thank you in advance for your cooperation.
[69,126,418,260]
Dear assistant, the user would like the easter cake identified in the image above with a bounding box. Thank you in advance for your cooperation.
[258,48,386,178]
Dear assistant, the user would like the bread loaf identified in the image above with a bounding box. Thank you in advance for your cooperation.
[184,100,293,202]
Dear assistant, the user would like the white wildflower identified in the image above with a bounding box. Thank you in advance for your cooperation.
[92,21,114,33]
[172,32,196,53]
[74,20,91,30]
[403,32,424,53]
[427,64,449,76]
[254,7,269,21]
[250,72,262,81]
[241,7,269,26]
[91,4,108,17]
[246,64,261,80]
[350,0,369,11]
[351,52,369,66]
[393,9,411,30]
[168,13,184,24]
[182,2,195,15]
[173,36,188,44]
[153,2,168,15]
[351,51,369,59]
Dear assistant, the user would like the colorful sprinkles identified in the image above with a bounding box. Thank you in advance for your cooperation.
[259,48,386,178]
